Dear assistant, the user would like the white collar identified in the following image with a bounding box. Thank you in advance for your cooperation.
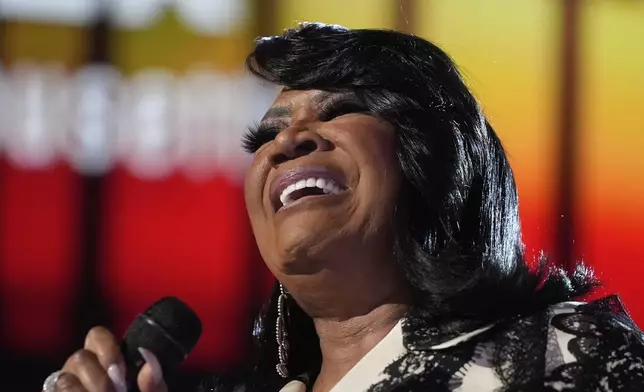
[278,320,407,392]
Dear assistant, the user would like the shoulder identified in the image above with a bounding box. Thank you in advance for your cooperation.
[546,295,644,357]
[542,295,644,391]
[369,296,644,391]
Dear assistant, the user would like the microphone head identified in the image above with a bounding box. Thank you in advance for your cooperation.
[122,297,202,387]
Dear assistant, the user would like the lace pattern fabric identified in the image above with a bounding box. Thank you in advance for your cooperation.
[274,296,644,392]
[363,295,644,391]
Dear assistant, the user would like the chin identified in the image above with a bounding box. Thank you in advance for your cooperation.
[273,231,332,275]
[274,251,326,275]
[276,258,324,275]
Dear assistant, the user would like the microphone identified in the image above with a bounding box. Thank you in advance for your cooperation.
[121,297,202,391]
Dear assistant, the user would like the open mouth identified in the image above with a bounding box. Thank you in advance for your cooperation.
[270,166,347,212]
[279,177,344,208]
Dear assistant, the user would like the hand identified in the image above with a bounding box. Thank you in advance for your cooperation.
[45,326,168,392]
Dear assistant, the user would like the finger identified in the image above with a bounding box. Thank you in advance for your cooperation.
[137,348,168,392]
[53,372,87,392]
[84,327,127,391]
[84,327,125,371]
[62,349,114,392]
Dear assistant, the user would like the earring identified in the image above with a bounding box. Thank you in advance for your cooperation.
[276,282,289,378]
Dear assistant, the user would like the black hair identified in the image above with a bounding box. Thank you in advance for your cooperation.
[201,22,597,392]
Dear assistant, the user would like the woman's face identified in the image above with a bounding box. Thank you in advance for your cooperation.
[244,89,401,281]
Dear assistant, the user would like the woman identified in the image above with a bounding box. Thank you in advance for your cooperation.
[44,23,644,392]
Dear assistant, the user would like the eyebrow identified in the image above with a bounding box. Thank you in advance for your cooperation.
[260,91,361,123]
[312,91,359,107]
[261,106,290,121]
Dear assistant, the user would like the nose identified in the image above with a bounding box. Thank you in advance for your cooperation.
[269,126,333,166]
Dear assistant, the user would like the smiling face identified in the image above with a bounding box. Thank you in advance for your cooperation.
[244,89,401,284]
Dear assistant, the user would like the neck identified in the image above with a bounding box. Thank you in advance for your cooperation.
[279,259,410,391]
[310,299,408,392]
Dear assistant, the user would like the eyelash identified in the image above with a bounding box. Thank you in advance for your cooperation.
[242,122,280,154]
[241,99,369,154]
[318,99,368,122]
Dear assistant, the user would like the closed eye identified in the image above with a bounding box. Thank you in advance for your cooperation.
[318,97,370,122]
[242,122,281,153]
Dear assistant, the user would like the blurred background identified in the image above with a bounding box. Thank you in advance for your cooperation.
[0,0,642,389]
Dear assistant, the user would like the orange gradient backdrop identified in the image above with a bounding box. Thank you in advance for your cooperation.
[577,1,644,319]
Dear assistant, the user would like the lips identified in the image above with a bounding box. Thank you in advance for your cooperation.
[269,165,348,211]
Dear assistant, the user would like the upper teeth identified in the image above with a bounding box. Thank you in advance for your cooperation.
[279,177,343,206]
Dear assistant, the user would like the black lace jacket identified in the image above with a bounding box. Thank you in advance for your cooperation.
[361,295,644,391]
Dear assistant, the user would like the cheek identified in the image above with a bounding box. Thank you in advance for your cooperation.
[346,128,401,229]
[243,159,272,237]
[243,177,258,220]
[356,129,400,195]
[244,157,269,203]
[379,146,401,198]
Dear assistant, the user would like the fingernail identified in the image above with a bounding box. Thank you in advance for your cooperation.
[138,347,163,384]
[107,364,127,392]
